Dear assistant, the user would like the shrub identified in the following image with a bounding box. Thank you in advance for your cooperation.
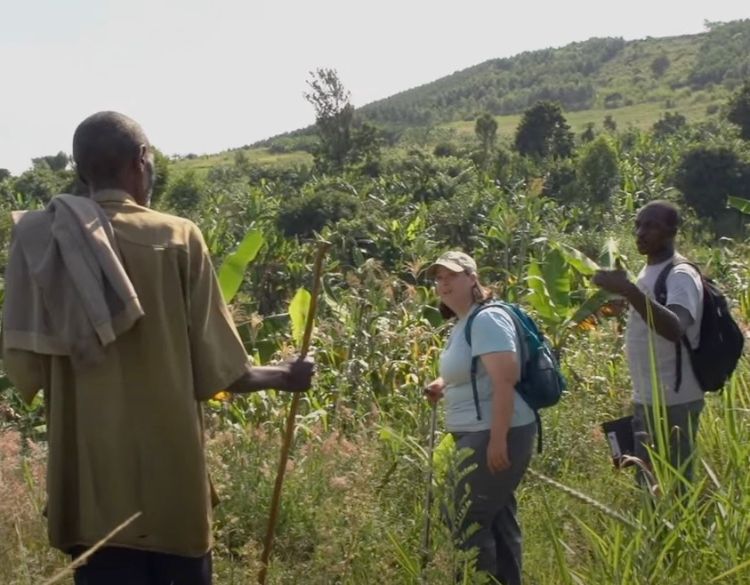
[277,185,359,238]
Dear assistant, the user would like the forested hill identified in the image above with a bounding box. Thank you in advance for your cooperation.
[357,19,750,127]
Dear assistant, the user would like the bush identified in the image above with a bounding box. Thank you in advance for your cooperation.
[542,160,578,203]
[163,171,205,213]
[433,142,458,158]
[651,54,670,77]
[576,136,620,205]
[277,185,360,238]
[673,146,750,221]
[652,112,687,138]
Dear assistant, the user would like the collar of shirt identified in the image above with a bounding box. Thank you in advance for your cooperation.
[91,189,137,205]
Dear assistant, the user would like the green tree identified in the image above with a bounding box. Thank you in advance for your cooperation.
[651,54,671,78]
[31,151,70,172]
[234,149,249,169]
[475,113,498,168]
[652,112,687,138]
[433,142,458,158]
[0,168,10,182]
[576,136,620,205]
[13,164,75,203]
[304,68,355,172]
[150,147,171,205]
[276,185,359,238]
[349,121,382,172]
[580,122,596,143]
[514,101,574,160]
[727,80,750,140]
[673,146,750,220]
[162,171,204,214]
[603,115,617,132]
[304,68,380,173]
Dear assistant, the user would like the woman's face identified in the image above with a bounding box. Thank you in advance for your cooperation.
[433,265,475,309]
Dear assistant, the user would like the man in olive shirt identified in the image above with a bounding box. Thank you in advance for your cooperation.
[2,111,314,584]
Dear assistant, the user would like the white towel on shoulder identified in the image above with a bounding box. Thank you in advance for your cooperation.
[2,194,144,367]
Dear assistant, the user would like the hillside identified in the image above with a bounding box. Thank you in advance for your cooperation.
[359,19,750,126]
[172,19,750,174]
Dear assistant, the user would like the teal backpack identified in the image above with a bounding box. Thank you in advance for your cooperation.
[464,300,566,452]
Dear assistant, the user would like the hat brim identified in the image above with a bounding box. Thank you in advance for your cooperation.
[425,260,466,279]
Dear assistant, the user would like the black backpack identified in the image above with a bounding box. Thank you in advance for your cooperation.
[654,257,744,393]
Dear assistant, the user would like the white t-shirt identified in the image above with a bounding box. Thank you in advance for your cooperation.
[625,256,704,405]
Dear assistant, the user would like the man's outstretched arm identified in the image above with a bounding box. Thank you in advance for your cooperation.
[593,269,691,342]
[226,357,314,394]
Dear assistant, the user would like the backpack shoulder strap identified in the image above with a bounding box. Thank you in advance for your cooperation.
[654,261,675,306]
[653,255,698,306]
[464,302,493,421]
[464,301,504,345]
[464,301,527,421]
[465,301,528,364]
[652,255,700,394]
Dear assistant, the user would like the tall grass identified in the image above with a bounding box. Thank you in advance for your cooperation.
[3,356,748,583]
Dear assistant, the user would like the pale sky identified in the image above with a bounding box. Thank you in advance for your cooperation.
[1,0,747,174]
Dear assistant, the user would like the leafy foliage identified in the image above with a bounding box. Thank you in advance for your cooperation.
[576,135,620,205]
[727,80,750,140]
[474,113,498,165]
[515,101,575,160]
[652,112,688,138]
[163,170,205,213]
[4,26,750,585]
[360,37,625,126]
[304,68,382,173]
[673,146,750,220]
[689,19,750,88]
[276,183,359,239]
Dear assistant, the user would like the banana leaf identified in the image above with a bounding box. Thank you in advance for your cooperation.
[288,287,312,347]
[541,248,571,310]
[526,259,557,322]
[727,196,750,215]
[217,229,264,303]
[556,242,600,276]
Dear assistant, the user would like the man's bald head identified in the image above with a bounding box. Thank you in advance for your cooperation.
[73,111,150,188]
[639,200,681,234]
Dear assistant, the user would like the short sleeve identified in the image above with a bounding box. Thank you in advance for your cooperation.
[186,222,251,400]
[2,348,46,404]
[666,265,702,321]
[469,308,517,357]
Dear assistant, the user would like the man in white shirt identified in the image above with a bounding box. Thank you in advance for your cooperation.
[594,201,704,485]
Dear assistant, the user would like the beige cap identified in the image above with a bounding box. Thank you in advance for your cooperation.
[425,251,477,278]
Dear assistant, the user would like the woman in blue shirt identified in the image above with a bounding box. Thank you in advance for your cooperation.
[424,251,537,585]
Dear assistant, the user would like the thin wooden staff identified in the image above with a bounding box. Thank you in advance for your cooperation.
[258,240,331,585]
[419,399,438,579]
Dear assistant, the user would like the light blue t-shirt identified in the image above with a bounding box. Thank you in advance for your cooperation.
[440,305,536,432]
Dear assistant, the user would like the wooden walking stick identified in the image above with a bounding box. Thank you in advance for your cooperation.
[258,241,330,585]
[420,399,438,578]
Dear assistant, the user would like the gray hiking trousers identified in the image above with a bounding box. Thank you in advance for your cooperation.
[632,399,704,483]
[452,423,536,585]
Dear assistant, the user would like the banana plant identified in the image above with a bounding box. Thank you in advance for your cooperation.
[217,228,265,303]
[524,239,625,351]
[728,196,750,215]
[208,228,264,403]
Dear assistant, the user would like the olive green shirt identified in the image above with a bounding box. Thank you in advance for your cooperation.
[3,190,250,556]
